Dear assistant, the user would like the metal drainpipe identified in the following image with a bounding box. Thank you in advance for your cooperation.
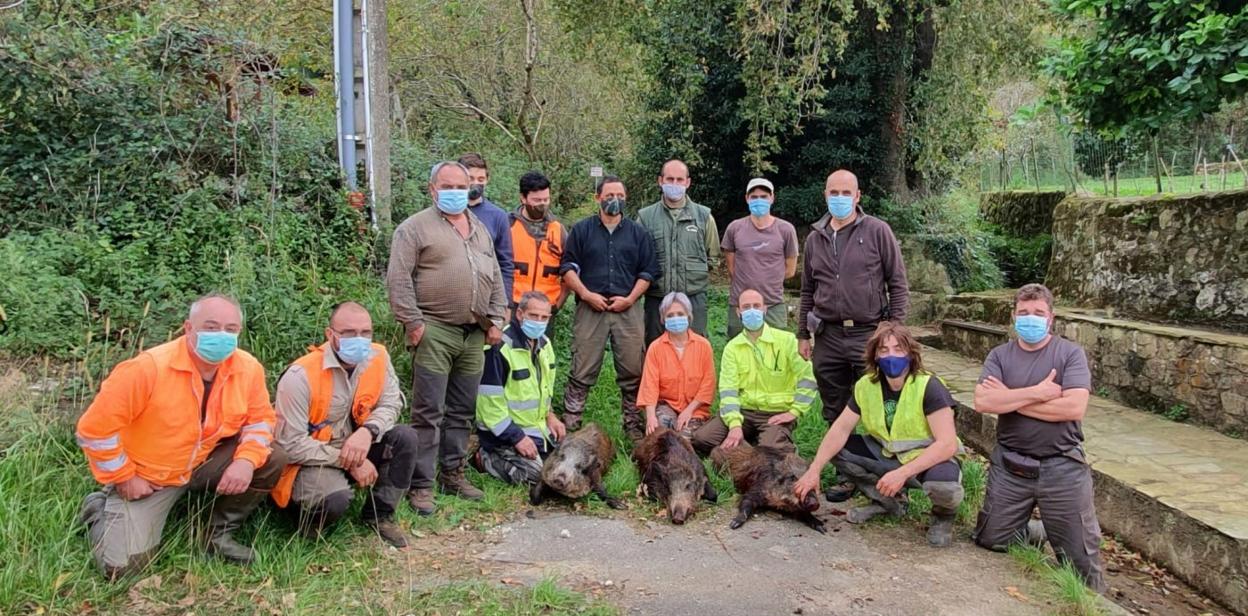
[333,0,357,191]
[360,0,379,231]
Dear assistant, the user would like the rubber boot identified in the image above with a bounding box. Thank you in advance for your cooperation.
[562,382,589,432]
[206,488,268,565]
[923,481,964,547]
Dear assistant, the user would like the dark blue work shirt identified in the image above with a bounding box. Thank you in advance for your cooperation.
[560,214,660,298]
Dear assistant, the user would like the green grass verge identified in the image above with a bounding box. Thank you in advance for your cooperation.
[1008,544,1107,616]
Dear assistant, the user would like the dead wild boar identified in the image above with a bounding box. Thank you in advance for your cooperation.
[530,423,626,509]
[632,428,717,524]
[711,443,825,533]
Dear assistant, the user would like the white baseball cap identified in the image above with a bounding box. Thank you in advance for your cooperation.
[745,178,774,194]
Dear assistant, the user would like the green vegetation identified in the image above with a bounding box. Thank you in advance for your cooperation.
[1009,544,1108,616]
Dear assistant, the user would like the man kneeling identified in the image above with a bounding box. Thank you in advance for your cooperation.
[272,302,417,548]
[795,322,964,546]
[473,291,566,485]
[76,295,287,579]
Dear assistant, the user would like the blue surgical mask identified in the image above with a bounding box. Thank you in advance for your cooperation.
[194,331,238,364]
[1014,315,1050,344]
[877,355,910,379]
[436,189,469,214]
[664,315,689,334]
[740,308,765,331]
[827,195,854,219]
[661,183,686,201]
[748,198,771,218]
[521,319,548,340]
[601,197,625,216]
[336,336,373,365]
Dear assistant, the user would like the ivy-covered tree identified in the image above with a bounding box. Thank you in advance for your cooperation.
[1045,0,1248,134]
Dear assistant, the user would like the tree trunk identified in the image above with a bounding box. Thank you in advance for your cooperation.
[872,5,913,202]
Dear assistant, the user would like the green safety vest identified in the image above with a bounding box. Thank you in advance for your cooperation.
[637,200,712,297]
[854,372,960,465]
[717,325,819,429]
[475,328,556,441]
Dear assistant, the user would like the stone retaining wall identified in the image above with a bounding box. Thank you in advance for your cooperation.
[1047,190,1248,331]
[979,190,1067,236]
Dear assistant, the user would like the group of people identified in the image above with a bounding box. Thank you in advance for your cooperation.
[74,156,1104,594]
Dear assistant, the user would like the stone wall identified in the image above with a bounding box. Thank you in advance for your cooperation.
[979,190,1067,236]
[1047,190,1248,331]
[1058,310,1248,437]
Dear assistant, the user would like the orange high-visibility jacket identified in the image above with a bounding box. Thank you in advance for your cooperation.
[270,342,388,507]
[510,215,564,306]
[75,337,276,487]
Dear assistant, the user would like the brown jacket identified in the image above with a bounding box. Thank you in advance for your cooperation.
[798,209,908,339]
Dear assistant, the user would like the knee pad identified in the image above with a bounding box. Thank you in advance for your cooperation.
[923,481,965,512]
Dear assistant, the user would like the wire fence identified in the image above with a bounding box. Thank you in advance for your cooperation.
[976,119,1248,197]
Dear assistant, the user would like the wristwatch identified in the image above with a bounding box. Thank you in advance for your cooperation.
[363,423,381,440]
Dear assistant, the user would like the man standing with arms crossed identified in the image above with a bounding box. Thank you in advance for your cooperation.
[798,169,909,501]
[386,161,507,516]
[637,159,720,345]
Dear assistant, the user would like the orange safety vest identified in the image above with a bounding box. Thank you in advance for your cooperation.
[510,214,564,306]
[271,342,389,507]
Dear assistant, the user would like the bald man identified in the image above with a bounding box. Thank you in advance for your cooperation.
[798,170,909,500]
[273,302,416,548]
[637,159,720,345]
[76,294,287,579]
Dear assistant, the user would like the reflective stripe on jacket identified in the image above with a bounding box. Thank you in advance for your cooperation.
[510,215,564,306]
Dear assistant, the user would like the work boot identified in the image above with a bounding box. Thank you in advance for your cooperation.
[206,489,268,565]
[78,491,106,532]
[438,468,484,500]
[927,514,956,547]
[847,504,888,524]
[407,488,436,516]
[824,481,857,503]
[366,519,409,549]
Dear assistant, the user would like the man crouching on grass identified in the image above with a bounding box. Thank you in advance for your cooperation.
[76,294,287,579]
[271,302,417,548]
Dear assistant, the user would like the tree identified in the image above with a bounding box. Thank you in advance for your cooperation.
[1045,0,1248,135]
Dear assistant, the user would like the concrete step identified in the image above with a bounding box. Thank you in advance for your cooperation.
[936,294,1248,439]
[923,345,1248,614]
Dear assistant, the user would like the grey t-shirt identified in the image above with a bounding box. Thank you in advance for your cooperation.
[722,216,799,306]
[979,336,1092,458]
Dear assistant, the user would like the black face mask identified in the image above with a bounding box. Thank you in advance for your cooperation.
[601,197,625,216]
[468,184,485,201]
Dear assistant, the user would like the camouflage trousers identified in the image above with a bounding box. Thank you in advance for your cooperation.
[478,440,545,486]
[654,403,707,441]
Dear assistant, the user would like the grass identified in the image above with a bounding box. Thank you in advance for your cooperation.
[1009,544,1108,616]
[996,170,1247,197]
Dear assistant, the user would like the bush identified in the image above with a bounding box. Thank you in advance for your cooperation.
[983,228,1052,288]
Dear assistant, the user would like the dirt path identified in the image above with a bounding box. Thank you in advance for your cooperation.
[478,505,1049,616]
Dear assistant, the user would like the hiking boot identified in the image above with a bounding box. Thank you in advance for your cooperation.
[78,491,106,531]
[927,514,956,547]
[438,468,484,500]
[824,480,857,503]
[366,519,409,549]
[847,504,888,524]
[407,488,436,516]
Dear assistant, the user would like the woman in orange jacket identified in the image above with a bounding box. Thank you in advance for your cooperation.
[638,292,717,440]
